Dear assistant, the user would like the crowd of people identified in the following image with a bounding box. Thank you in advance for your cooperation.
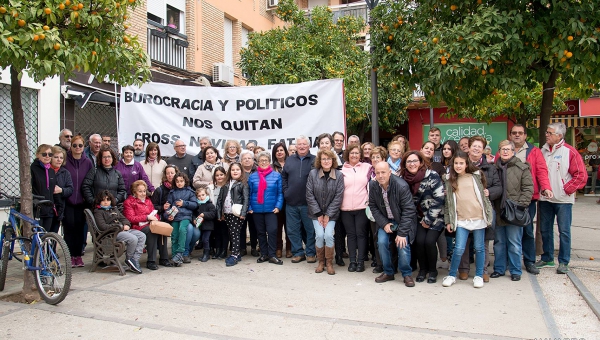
[30,123,587,287]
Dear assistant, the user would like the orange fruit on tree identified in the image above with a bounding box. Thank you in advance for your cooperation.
[489,68,494,73]
[12,11,18,17]
[44,8,51,15]
[413,57,418,63]
[116,2,120,8]
[0,6,6,14]
[94,37,98,43]
[566,51,573,58]
[487,59,493,65]
[481,70,486,75]
[78,3,83,9]
[475,55,481,60]
[450,5,457,11]
[58,3,65,10]
[432,37,439,43]
[43,25,49,30]
[560,57,566,62]
[33,34,39,41]
[123,14,128,19]
[18,19,25,27]
[54,43,61,50]
[7,36,14,43]
[415,49,420,54]
[567,35,573,41]
[65,0,71,5]
[92,51,97,55]
[73,11,79,18]
[129,0,135,3]
[39,33,45,39]
[389,35,393,40]
[441,60,447,65]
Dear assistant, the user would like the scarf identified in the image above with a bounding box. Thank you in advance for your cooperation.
[51,165,60,173]
[224,154,239,163]
[387,157,401,174]
[163,181,172,189]
[256,166,272,204]
[197,197,209,204]
[204,160,222,172]
[402,167,426,195]
[40,160,51,189]
[97,205,112,210]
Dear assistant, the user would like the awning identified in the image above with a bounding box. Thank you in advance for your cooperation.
[530,115,600,128]
[62,85,118,108]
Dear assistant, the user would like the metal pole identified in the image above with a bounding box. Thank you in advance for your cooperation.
[429,107,434,129]
[366,0,380,146]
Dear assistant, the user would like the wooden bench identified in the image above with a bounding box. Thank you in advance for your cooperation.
[84,209,127,276]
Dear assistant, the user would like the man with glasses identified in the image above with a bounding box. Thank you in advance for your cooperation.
[56,129,73,152]
[166,140,194,180]
[332,131,345,160]
[537,122,587,274]
[508,124,553,275]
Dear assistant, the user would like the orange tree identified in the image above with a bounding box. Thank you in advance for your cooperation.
[370,0,600,143]
[239,0,413,137]
[0,0,150,301]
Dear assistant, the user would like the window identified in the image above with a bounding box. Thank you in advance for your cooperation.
[147,1,185,33]
[147,12,162,25]
[224,18,233,68]
[166,5,181,31]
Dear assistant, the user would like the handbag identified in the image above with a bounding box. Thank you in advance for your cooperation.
[149,220,174,236]
[501,199,531,227]
[232,204,243,217]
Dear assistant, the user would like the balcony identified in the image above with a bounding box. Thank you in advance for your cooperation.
[147,19,188,70]
[305,2,369,24]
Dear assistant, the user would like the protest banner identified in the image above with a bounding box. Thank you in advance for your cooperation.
[118,79,346,157]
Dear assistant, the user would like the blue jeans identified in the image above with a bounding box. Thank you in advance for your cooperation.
[286,204,316,257]
[183,223,201,257]
[493,225,523,275]
[449,227,485,278]
[539,201,572,265]
[313,220,335,248]
[377,227,412,277]
[522,201,537,265]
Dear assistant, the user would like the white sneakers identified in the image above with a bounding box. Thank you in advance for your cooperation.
[442,276,456,287]
[442,275,484,288]
[473,276,484,288]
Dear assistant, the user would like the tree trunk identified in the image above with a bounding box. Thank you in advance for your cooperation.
[356,120,367,142]
[538,69,559,145]
[10,66,39,302]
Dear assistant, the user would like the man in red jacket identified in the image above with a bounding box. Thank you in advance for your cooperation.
[509,124,554,274]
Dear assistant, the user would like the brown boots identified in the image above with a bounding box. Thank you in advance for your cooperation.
[325,246,335,275]
[315,247,325,273]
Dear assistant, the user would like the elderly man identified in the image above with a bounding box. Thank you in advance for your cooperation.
[84,134,102,166]
[166,139,194,180]
[369,162,417,287]
[282,135,316,263]
[459,137,470,153]
[56,129,72,152]
[332,131,345,159]
[537,122,587,274]
[133,139,146,162]
[347,135,360,147]
[509,124,554,275]
[191,136,212,176]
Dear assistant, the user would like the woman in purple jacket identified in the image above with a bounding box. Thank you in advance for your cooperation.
[115,145,155,196]
[63,135,94,267]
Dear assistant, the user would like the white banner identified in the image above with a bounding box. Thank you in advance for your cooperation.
[118,79,346,157]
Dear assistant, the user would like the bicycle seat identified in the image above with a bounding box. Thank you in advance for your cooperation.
[33,199,54,208]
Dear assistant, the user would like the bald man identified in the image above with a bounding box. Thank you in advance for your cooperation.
[368,162,417,287]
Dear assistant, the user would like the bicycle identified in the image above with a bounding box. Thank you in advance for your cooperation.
[0,192,72,305]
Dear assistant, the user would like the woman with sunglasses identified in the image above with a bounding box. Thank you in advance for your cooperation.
[31,144,58,232]
[63,135,94,267]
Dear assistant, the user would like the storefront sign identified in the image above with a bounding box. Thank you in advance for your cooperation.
[423,122,508,152]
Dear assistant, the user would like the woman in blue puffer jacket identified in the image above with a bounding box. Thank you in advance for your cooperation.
[248,151,284,265]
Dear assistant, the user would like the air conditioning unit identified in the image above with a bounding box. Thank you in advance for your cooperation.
[213,63,234,86]
[267,0,278,9]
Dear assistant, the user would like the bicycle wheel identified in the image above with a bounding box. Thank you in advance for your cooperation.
[33,232,72,305]
[0,227,12,291]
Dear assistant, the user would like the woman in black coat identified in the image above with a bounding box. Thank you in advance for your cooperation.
[82,146,127,206]
[31,144,57,231]
[50,146,73,234]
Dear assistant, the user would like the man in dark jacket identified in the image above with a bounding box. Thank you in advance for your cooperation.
[166,139,194,180]
[282,135,316,263]
[369,162,417,287]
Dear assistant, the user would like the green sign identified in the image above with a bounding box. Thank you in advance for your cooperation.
[423,122,508,152]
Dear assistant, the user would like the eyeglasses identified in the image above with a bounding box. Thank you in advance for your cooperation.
[41,152,53,157]
[321,158,332,161]
[64,135,73,139]
[72,143,84,148]
[545,131,560,136]
[334,139,344,143]
[510,131,524,136]
[406,159,420,164]
[258,159,270,163]
[175,145,186,148]
[500,148,514,152]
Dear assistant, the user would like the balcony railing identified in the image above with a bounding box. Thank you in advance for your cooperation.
[305,2,369,24]
[147,19,188,70]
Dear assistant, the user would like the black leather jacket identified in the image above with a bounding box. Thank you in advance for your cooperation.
[82,166,127,205]
[368,176,417,243]
[216,180,249,219]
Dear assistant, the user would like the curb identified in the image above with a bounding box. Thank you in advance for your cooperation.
[567,271,600,321]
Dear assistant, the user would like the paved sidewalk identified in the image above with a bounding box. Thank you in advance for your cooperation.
[0,195,599,339]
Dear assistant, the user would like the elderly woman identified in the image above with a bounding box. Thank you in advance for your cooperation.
[340,144,373,273]
[387,141,403,176]
[391,134,410,155]
[82,146,127,206]
[126,179,171,270]
[317,133,343,168]
[271,142,292,258]
[31,144,57,232]
[193,146,228,189]
[63,135,93,267]
[50,146,73,234]
[142,142,167,189]
[248,151,284,265]
[368,146,388,273]
[223,140,241,164]
[306,150,344,275]
[400,151,445,283]
[361,142,375,163]
[115,145,154,196]
[288,144,297,155]
[491,140,534,281]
